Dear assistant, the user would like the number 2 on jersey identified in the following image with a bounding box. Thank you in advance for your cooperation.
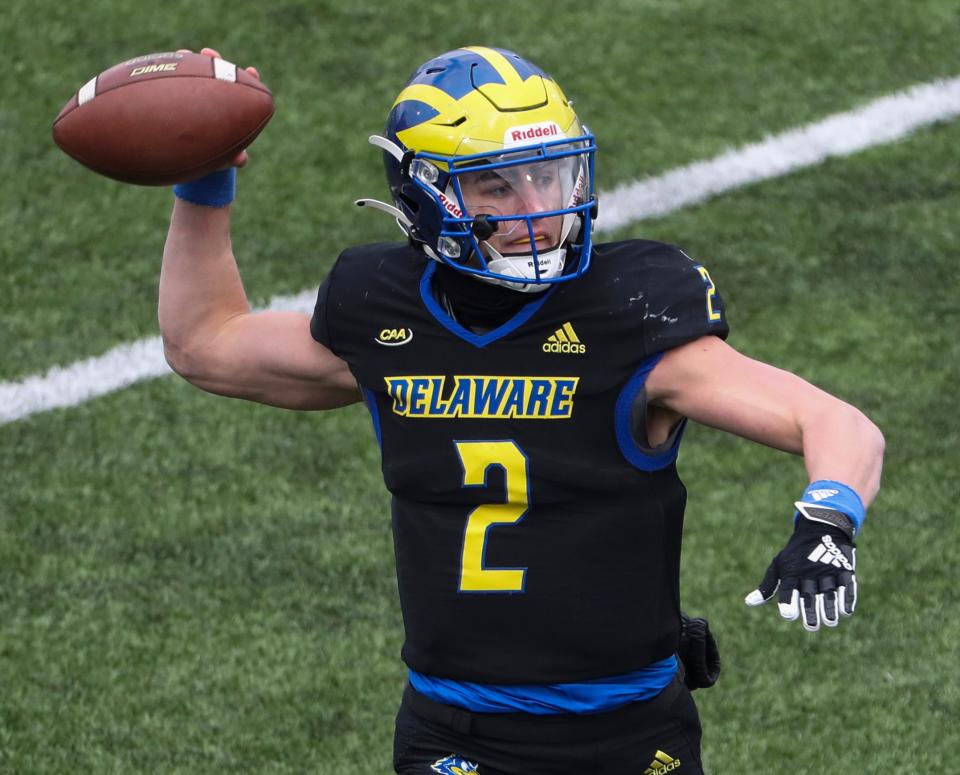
[454,440,529,593]
[696,265,722,322]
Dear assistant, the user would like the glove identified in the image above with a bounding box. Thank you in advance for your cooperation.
[678,612,721,690]
[744,503,857,631]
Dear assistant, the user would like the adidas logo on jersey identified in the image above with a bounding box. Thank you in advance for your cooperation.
[807,535,854,570]
[543,322,585,354]
[644,750,681,774]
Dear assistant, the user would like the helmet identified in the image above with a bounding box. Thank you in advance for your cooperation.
[357,46,597,293]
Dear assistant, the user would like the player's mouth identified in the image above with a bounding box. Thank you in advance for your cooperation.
[509,232,553,249]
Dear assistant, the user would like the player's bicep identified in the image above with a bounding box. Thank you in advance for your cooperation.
[174,310,361,410]
[646,336,829,454]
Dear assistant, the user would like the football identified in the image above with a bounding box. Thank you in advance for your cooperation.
[52,51,275,185]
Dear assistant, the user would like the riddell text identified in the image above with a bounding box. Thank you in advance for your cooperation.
[510,124,559,142]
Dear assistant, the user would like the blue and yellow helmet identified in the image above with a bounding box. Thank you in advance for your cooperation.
[359,46,597,292]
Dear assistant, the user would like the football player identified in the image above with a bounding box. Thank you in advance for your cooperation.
[161,46,884,774]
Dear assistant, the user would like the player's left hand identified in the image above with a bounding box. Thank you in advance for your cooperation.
[744,505,857,631]
[678,612,721,689]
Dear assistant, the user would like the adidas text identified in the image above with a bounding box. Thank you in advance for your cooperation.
[644,750,681,775]
[543,322,586,354]
[807,535,854,570]
[542,341,585,354]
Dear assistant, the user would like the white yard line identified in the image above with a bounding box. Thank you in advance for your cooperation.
[595,76,960,230]
[3,75,960,426]
[0,291,316,425]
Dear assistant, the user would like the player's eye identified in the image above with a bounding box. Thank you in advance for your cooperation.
[481,180,512,198]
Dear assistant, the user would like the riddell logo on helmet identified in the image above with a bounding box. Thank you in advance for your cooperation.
[437,191,463,218]
[504,121,562,147]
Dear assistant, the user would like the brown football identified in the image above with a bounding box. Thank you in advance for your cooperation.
[52,51,275,185]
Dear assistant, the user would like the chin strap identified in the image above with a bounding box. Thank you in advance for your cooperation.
[484,245,566,293]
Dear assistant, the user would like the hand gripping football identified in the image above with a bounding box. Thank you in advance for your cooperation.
[52,51,275,185]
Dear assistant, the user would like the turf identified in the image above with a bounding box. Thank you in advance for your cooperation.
[2,1,958,772]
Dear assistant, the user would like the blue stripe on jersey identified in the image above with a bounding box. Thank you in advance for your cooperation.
[362,387,382,447]
[408,655,678,715]
[614,352,686,471]
[419,262,556,348]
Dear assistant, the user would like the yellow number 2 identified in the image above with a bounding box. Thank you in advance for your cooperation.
[454,440,529,593]
[696,265,722,322]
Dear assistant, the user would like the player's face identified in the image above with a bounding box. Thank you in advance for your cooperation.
[458,159,564,255]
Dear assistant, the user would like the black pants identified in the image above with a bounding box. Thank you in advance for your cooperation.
[393,675,704,774]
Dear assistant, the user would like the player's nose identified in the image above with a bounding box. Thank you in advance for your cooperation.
[516,183,550,214]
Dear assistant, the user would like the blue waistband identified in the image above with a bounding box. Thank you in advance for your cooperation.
[408,655,679,715]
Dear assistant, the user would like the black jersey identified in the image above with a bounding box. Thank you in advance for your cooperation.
[311,239,729,684]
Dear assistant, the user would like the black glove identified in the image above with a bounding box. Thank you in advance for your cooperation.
[745,504,857,631]
[678,612,721,690]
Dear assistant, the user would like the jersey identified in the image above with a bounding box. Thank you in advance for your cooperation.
[310,239,729,684]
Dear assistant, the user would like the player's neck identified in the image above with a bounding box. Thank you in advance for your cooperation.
[433,264,530,334]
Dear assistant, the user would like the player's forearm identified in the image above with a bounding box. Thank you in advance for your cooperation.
[159,199,251,369]
[798,400,885,506]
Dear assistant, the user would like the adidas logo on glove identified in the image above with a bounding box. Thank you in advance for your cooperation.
[807,535,854,571]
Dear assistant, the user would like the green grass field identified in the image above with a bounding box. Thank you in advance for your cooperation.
[2,1,958,771]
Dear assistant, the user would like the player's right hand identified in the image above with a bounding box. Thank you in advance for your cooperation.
[744,506,858,632]
[177,47,261,168]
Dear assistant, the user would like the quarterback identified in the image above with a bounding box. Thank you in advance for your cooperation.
[160,47,885,774]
